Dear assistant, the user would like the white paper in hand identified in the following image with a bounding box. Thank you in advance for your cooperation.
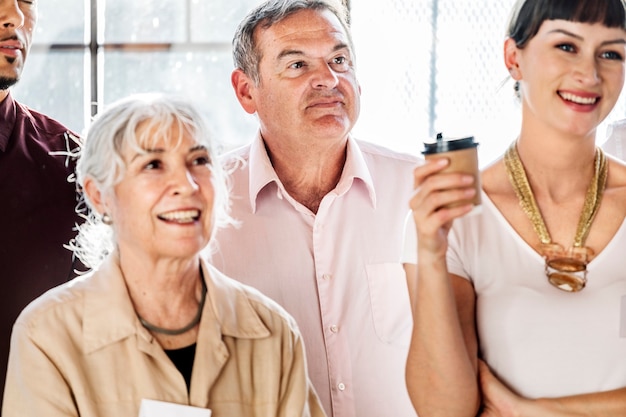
[138,399,212,417]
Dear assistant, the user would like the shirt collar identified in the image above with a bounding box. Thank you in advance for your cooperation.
[82,254,270,353]
[338,136,377,207]
[82,253,140,353]
[201,262,270,339]
[248,133,282,212]
[247,133,377,212]
[0,92,16,152]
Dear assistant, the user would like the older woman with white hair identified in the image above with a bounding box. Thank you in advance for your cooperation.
[2,93,325,417]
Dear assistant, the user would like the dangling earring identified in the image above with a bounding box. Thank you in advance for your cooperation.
[102,213,113,225]
[508,66,521,99]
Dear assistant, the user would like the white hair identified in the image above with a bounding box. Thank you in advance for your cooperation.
[71,93,235,269]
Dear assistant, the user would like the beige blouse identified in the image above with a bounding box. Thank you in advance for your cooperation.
[3,254,325,417]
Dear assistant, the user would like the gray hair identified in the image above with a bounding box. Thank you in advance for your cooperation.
[233,0,353,85]
[72,93,234,269]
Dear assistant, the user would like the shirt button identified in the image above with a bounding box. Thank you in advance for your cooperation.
[330,325,339,333]
[322,273,332,280]
[337,382,346,391]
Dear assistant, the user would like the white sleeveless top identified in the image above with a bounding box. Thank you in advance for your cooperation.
[402,191,626,398]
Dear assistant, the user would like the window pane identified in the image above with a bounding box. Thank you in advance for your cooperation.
[35,0,85,44]
[104,0,187,43]
[12,50,87,135]
[351,1,433,156]
[190,0,263,43]
[432,0,516,165]
[101,49,257,151]
[352,0,626,164]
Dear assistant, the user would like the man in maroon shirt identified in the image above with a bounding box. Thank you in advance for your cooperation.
[0,1,82,404]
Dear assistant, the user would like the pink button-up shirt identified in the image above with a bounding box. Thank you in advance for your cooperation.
[210,135,419,417]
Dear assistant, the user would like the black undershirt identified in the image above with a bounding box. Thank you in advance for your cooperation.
[165,343,197,393]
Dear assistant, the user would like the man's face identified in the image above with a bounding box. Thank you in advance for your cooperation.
[0,0,37,90]
[245,8,361,147]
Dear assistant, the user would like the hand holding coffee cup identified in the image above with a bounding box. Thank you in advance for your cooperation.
[422,133,481,211]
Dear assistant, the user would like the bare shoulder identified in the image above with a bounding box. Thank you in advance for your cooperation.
[588,155,626,252]
[479,156,538,246]
[607,155,626,187]
[604,156,626,212]
[480,157,514,202]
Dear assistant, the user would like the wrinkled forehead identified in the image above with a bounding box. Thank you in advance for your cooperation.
[256,8,353,55]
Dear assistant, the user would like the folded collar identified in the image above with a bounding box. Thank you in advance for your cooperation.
[83,254,270,353]
[247,133,377,212]
[0,92,16,152]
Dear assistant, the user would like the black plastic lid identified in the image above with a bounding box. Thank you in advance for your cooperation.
[422,133,478,155]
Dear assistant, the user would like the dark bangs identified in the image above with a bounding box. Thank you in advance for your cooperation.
[508,0,626,47]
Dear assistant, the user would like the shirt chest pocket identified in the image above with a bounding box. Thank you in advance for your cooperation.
[366,262,412,347]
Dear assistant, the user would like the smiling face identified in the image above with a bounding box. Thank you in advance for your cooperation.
[507,19,626,137]
[0,0,37,95]
[96,122,216,262]
[233,8,360,149]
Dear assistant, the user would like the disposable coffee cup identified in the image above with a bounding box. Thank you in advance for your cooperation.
[422,133,481,210]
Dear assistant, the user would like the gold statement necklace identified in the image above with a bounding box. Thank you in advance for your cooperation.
[504,141,608,292]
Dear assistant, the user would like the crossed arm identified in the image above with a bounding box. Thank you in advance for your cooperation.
[404,160,626,417]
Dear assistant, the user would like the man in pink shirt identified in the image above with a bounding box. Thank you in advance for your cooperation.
[210,1,419,416]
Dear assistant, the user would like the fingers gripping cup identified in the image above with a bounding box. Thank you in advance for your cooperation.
[422,133,481,211]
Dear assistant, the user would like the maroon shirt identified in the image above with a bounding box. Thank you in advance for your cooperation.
[0,92,82,402]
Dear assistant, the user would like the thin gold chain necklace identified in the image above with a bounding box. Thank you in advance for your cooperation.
[504,141,608,292]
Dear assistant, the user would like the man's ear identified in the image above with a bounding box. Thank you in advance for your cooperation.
[504,37,522,81]
[231,68,258,115]
[83,177,109,217]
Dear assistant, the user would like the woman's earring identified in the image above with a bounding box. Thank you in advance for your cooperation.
[102,213,113,225]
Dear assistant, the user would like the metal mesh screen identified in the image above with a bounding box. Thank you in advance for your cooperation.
[13,0,626,160]
[351,0,626,165]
